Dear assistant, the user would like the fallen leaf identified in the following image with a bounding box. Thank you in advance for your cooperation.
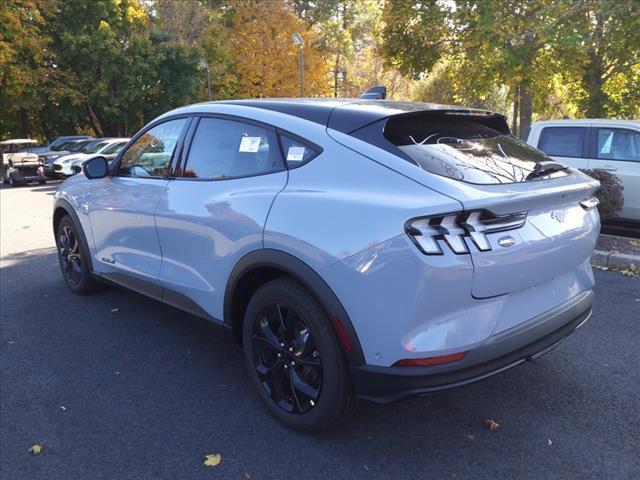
[204,453,221,468]
[547,438,553,446]
[467,434,475,440]
[484,419,500,430]
[243,471,251,479]
[110,308,119,313]
[60,405,66,411]
[28,444,43,455]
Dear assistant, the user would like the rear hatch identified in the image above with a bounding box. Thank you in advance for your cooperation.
[347,108,600,298]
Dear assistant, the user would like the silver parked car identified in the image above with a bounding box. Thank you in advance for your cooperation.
[53,100,600,431]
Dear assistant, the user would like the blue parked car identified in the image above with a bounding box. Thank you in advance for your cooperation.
[53,100,600,431]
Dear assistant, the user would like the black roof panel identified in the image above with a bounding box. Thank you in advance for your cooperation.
[217,99,502,133]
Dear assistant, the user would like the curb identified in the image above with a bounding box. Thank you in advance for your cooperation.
[591,249,640,269]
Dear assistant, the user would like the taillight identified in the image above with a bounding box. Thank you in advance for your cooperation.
[406,210,527,255]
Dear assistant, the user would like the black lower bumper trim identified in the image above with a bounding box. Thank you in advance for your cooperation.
[351,301,592,404]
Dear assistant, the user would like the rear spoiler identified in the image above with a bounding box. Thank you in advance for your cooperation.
[328,102,510,135]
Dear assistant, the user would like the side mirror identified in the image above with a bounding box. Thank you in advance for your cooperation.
[83,156,109,179]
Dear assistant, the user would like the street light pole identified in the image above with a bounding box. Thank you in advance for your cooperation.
[200,60,212,101]
[292,33,304,97]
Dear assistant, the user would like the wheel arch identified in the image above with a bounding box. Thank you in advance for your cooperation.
[224,249,365,366]
[53,198,95,272]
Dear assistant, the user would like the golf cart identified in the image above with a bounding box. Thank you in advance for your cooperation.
[0,139,47,187]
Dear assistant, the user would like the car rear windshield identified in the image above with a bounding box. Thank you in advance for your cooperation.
[367,114,568,185]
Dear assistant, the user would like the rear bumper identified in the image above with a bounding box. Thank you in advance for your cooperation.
[9,168,46,183]
[350,290,593,403]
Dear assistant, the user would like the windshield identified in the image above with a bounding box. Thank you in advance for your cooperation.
[67,141,89,152]
[382,116,568,185]
[82,141,109,154]
[102,141,127,154]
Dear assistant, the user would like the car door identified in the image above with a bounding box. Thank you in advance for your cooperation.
[536,125,590,170]
[154,115,288,321]
[88,117,191,294]
[589,127,640,221]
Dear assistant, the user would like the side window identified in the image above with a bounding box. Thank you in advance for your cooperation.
[183,118,283,179]
[538,127,585,158]
[597,128,640,161]
[280,135,320,168]
[118,118,187,177]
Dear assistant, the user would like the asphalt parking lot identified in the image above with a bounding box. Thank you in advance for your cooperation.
[1,181,639,480]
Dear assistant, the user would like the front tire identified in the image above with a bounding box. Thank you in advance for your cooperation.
[55,215,101,294]
[242,277,356,431]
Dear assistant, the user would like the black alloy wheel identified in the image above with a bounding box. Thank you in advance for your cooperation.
[58,224,83,287]
[251,302,322,414]
[243,277,356,431]
[55,216,101,294]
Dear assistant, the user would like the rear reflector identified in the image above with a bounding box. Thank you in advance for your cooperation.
[330,315,353,353]
[393,352,466,367]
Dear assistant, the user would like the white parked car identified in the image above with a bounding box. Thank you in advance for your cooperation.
[527,119,640,221]
[53,138,129,178]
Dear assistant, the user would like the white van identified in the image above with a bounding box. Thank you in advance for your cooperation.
[527,119,640,221]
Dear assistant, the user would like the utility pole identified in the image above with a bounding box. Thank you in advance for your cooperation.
[200,60,212,101]
[292,33,304,97]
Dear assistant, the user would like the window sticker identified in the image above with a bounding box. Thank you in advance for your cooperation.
[239,136,261,153]
[287,146,306,162]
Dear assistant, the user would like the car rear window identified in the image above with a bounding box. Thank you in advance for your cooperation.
[357,114,564,185]
[538,127,585,158]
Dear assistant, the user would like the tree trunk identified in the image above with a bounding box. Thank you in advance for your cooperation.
[518,81,532,140]
[584,7,606,118]
[512,83,519,137]
[84,104,104,137]
[333,55,340,98]
[17,108,30,138]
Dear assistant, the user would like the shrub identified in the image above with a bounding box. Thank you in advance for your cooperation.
[579,169,624,220]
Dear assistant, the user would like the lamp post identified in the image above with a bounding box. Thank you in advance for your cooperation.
[200,60,212,101]
[292,33,304,97]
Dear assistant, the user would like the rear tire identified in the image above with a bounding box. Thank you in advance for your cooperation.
[55,215,101,294]
[242,277,356,431]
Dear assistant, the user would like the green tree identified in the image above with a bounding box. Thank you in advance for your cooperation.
[570,0,640,118]
[0,0,51,138]
[293,0,382,97]
[42,0,202,136]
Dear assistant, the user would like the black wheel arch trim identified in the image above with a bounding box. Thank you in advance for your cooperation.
[53,198,95,272]
[224,249,366,366]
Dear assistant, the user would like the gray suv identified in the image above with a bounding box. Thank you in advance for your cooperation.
[53,100,600,431]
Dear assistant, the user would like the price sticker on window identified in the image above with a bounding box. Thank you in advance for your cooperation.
[239,136,261,153]
[287,146,306,162]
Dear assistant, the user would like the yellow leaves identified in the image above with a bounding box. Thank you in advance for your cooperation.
[28,444,43,455]
[619,263,639,278]
[227,1,330,98]
[98,20,111,32]
[484,419,500,430]
[203,453,222,468]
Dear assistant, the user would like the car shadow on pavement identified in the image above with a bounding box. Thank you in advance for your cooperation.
[1,248,637,480]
